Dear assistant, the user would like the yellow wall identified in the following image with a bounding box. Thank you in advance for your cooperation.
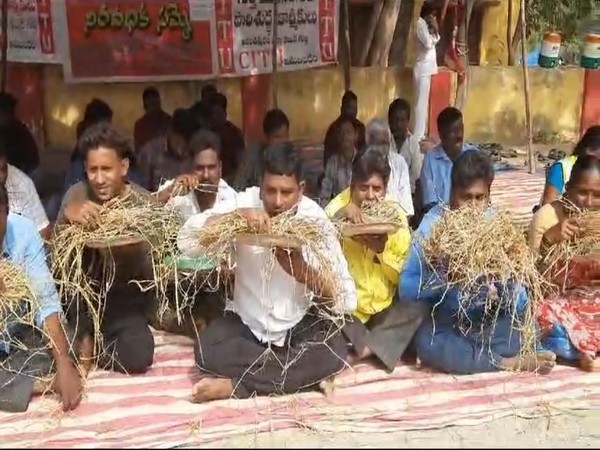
[463,66,584,143]
[479,0,519,66]
[43,65,243,150]
[43,63,584,151]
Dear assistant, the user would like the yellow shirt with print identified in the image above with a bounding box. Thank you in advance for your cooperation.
[325,188,411,323]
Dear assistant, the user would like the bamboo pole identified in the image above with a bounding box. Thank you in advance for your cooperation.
[1,0,8,93]
[271,0,279,109]
[520,0,534,174]
[342,0,351,90]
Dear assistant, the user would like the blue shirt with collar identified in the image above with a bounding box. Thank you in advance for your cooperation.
[0,213,62,354]
[420,143,478,208]
[398,204,528,324]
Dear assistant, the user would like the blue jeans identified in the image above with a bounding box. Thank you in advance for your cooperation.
[415,313,523,374]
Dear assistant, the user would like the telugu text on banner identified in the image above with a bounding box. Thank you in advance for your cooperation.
[0,0,58,63]
[215,0,338,77]
[59,0,216,82]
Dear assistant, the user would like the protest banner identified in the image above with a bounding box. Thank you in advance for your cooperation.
[215,0,339,76]
[0,0,58,63]
[60,0,216,82]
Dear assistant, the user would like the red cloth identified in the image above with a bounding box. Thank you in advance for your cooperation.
[540,256,600,357]
[134,111,172,152]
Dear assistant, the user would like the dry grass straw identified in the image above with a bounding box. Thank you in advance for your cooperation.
[420,204,544,358]
[0,259,37,332]
[540,200,600,288]
[194,209,345,320]
[51,190,183,345]
[335,200,406,227]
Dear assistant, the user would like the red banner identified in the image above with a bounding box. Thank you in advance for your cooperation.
[63,0,215,82]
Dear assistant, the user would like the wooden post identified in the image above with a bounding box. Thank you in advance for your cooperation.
[1,0,8,93]
[520,0,534,174]
[342,0,351,90]
[271,0,279,109]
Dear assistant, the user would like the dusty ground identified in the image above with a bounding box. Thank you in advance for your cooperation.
[207,410,599,448]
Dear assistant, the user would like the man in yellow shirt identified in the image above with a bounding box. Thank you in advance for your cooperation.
[325,147,426,372]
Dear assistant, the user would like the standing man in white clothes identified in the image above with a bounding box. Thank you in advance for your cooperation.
[413,2,440,142]
[178,142,357,403]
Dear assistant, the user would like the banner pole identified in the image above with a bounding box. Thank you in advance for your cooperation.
[271,0,278,109]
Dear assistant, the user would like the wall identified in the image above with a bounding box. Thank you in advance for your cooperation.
[479,0,520,66]
[42,65,243,151]
[463,66,585,143]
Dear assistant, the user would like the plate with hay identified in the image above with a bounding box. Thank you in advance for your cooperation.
[236,233,303,250]
[341,222,400,237]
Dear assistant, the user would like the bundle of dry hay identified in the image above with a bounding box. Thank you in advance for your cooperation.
[0,259,37,333]
[420,204,544,355]
[195,210,344,318]
[335,200,406,227]
[540,202,600,284]
[51,191,183,341]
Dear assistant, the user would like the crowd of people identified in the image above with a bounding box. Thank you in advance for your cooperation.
[0,81,597,417]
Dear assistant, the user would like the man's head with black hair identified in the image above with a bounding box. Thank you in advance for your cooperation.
[388,98,411,142]
[142,87,162,114]
[341,90,358,121]
[79,122,132,202]
[201,84,218,104]
[210,92,228,129]
[189,129,222,188]
[449,150,494,210]
[262,109,290,146]
[350,146,391,206]
[0,93,17,128]
[437,107,464,158]
[260,141,304,216]
[168,108,198,159]
[573,125,600,159]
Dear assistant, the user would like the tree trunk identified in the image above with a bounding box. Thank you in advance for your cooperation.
[454,0,474,110]
[367,0,403,66]
[342,0,352,89]
[388,0,415,67]
[357,0,384,66]
[1,0,8,93]
[507,0,522,65]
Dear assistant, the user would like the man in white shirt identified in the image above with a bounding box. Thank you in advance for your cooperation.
[365,119,414,217]
[157,129,236,220]
[178,142,357,403]
[0,145,50,239]
[413,2,440,142]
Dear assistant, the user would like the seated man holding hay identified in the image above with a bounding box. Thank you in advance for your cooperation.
[400,150,556,375]
[0,184,82,412]
[178,142,357,403]
[55,123,169,375]
[325,147,425,372]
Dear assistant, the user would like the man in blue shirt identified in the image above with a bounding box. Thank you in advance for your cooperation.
[400,151,556,375]
[419,107,478,212]
[0,184,82,412]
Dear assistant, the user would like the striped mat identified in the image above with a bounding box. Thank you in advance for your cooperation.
[1,331,598,448]
[491,167,546,227]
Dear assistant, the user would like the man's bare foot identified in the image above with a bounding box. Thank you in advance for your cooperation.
[501,351,556,374]
[32,377,54,395]
[191,377,234,403]
[319,376,336,396]
[580,354,599,372]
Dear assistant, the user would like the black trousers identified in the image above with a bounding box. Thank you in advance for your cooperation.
[342,302,428,372]
[66,292,154,375]
[194,311,348,398]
